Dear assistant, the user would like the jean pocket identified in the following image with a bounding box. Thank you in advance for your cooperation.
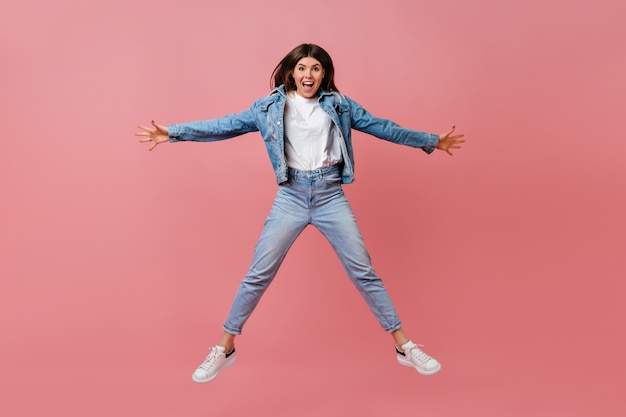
[323,171,341,185]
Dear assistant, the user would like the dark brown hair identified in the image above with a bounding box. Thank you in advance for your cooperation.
[271,43,339,93]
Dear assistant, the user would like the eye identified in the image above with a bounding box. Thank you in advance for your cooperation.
[313,67,320,72]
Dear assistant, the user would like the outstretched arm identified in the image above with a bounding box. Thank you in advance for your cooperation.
[436,126,465,156]
[136,120,169,151]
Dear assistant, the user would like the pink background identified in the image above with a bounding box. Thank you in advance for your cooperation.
[2,0,624,416]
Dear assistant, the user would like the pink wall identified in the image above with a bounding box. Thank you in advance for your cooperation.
[2,1,624,416]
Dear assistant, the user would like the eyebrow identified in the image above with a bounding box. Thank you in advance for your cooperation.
[297,64,321,68]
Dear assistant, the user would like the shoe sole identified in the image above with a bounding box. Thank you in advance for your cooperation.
[192,356,237,383]
[397,356,441,376]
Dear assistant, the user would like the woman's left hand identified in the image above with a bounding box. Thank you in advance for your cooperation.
[437,126,465,156]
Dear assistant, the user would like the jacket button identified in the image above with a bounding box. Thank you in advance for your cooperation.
[277,121,281,125]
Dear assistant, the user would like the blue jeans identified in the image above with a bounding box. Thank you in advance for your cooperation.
[223,165,402,335]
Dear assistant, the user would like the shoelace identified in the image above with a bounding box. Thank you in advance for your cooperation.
[199,347,222,371]
[406,344,433,364]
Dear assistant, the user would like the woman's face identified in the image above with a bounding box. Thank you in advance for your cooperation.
[291,56,325,98]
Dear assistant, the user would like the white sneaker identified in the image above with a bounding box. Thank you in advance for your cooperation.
[192,345,237,383]
[396,341,441,375]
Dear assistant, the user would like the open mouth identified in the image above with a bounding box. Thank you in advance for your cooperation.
[303,81,314,88]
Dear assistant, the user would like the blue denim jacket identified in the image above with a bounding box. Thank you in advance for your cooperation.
[168,85,439,184]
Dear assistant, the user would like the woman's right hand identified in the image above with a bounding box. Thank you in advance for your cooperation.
[136,120,169,151]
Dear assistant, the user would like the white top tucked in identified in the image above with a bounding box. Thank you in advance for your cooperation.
[284,93,343,171]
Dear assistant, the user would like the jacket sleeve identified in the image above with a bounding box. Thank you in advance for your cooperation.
[168,104,259,143]
[345,96,439,154]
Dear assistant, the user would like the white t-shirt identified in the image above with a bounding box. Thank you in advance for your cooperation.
[284,93,343,171]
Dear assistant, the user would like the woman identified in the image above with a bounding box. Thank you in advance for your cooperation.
[137,43,464,383]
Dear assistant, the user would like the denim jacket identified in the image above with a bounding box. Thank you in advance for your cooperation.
[168,85,439,184]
